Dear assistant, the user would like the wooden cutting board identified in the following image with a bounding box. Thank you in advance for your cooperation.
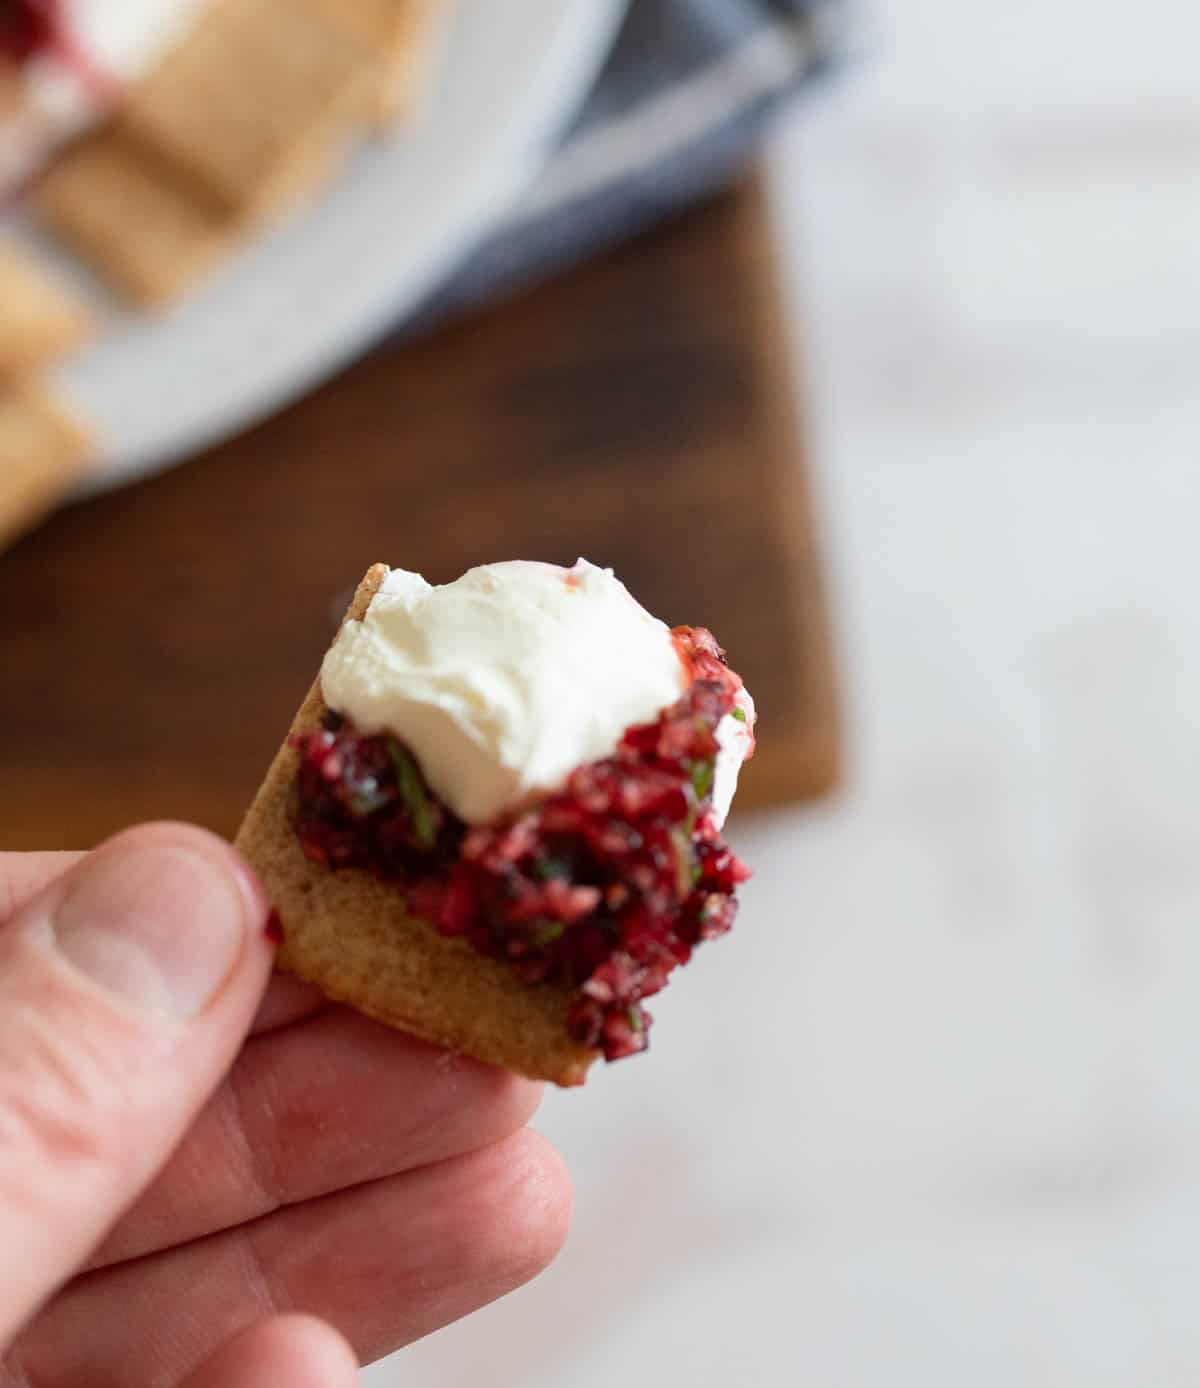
[0,175,839,850]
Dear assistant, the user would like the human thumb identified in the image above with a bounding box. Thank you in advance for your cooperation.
[0,823,274,1344]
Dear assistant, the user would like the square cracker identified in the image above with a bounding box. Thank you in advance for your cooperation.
[235,565,600,1087]
[122,0,378,215]
[315,0,455,127]
[0,239,92,372]
[0,382,91,550]
[35,130,235,307]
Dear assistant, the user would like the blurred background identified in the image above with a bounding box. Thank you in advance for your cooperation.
[4,0,1200,1383]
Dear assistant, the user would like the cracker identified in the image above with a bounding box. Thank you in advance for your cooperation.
[0,238,92,372]
[122,0,378,215]
[34,129,235,307]
[316,0,455,127]
[235,565,599,1087]
[371,0,455,128]
[0,381,91,549]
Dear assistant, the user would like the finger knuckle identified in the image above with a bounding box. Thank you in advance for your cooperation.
[471,1130,573,1285]
[0,1005,128,1190]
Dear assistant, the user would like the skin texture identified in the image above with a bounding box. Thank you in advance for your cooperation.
[0,825,572,1388]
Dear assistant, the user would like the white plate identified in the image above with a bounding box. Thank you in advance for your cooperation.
[10,0,627,495]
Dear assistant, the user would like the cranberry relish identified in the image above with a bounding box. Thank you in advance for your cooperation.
[0,2,114,103]
[289,625,752,1061]
[0,1,52,63]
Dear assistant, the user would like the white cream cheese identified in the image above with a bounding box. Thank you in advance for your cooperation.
[713,683,756,827]
[320,559,755,827]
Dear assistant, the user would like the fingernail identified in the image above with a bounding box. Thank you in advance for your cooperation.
[51,839,252,1019]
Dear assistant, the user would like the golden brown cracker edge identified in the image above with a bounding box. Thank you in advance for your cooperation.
[322,0,456,129]
[121,0,379,217]
[0,239,93,372]
[34,130,236,307]
[235,564,600,1087]
[0,382,92,550]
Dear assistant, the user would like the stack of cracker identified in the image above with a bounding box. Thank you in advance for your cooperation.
[2,0,451,548]
[0,239,92,549]
[37,0,453,306]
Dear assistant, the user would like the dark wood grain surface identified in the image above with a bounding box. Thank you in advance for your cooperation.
[0,177,839,850]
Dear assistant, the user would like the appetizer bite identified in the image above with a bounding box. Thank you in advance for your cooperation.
[237,560,756,1085]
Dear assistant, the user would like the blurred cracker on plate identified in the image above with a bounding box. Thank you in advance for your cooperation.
[34,128,236,307]
[0,238,92,372]
[317,0,456,128]
[120,0,379,216]
[0,380,91,550]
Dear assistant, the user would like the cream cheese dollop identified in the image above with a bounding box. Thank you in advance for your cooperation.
[320,559,754,827]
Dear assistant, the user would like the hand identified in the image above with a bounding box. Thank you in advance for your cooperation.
[0,824,570,1387]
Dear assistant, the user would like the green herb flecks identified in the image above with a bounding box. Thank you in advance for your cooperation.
[731,705,747,723]
[533,855,571,882]
[532,919,566,948]
[669,827,697,898]
[689,757,715,802]
[387,739,436,849]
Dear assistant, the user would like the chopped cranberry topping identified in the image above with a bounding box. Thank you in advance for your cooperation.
[0,1,116,101]
[673,624,757,758]
[289,626,751,1062]
[0,0,50,63]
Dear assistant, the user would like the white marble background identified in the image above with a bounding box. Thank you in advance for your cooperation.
[369,1,1200,1382]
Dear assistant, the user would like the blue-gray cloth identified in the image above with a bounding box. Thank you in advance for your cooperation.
[414,0,848,328]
